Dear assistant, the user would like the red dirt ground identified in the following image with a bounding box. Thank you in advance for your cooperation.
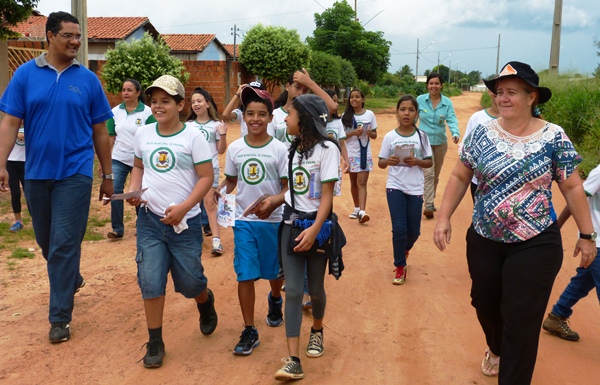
[0,92,598,384]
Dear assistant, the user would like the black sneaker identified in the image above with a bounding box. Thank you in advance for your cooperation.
[203,224,212,237]
[49,322,70,343]
[233,326,260,355]
[266,292,283,327]
[75,276,86,294]
[274,357,304,381]
[306,328,324,357]
[197,288,218,335]
[142,339,166,368]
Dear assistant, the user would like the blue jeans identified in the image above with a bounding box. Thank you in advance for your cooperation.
[136,208,207,299]
[552,247,600,318]
[200,199,209,227]
[386,188,423,267]
[110,159,135,235]
[25,173,93,323]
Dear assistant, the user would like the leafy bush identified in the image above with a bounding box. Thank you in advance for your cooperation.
[239,24,310,93]
[538,75,600,176]
[101,33,189,94]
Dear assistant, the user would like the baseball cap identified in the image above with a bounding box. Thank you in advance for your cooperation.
[241,86,274,112]
[294,94,329,138]
[484,61,552,104]
[248,81,266,90]
[145,75,186,99]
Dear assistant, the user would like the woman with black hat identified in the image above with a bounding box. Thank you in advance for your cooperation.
[433,61,596,385]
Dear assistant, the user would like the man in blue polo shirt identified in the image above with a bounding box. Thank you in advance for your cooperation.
[0,11,114,343]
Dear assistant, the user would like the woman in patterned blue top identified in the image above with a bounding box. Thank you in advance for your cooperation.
[433,62,596,385]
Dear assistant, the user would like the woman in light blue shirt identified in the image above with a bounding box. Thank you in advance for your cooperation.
[416,72,459,219]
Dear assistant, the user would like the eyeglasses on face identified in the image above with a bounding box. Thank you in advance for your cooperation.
[56,32,83,42]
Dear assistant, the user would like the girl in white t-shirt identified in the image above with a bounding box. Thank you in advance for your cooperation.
[378,95,433,285]
[7,126,25,232]
[342,88,377,224]
[106,79,155,239]
[126,75,217,369]
[187,87,227,255]
[274,94,341,381]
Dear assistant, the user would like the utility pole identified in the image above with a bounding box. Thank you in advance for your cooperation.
[496,34,501,75]
[71,0,88,67]
[354,0,358,21]
[415,39,419,80]
[231,24,239,60]
[549,0,563,74]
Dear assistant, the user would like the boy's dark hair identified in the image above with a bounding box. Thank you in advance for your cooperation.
[274,72,297,109]
[46,12,79,41]
[289,98,339,165]
[341,88,365,128]
[243,93,273,115]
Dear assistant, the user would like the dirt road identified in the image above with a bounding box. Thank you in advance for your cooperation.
[1,92,598,384]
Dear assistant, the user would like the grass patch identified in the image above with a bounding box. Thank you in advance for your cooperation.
[8,247,35,259]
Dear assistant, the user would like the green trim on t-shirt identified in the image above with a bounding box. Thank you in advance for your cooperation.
[244,135,274,149]
[155,123,187,138]
[119,101,146,114]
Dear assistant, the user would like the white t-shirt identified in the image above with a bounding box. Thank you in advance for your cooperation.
[343,110,377,158]
[8,127,25,162]
[225,136,288,222]
[326,119,346,197]
[187,119,221,166]
[134,123,212,219]
[109,102,154,166]
[273,107,295,148]
[326,118,346,141]
[463,109,497,185]
[232,108,276,137]
[284,141,340,213]
[378,129,433,195]
[583,165,600,248]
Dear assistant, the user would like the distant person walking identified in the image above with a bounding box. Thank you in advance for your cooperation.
[417,72,459,219]
[6,125,26,232]
[342,88,378,224]
[0,11,114,343]
[105,78,155,240]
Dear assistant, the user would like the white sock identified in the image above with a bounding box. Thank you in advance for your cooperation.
[213,237,220,242]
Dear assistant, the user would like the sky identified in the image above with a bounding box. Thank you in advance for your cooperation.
[35,0,599,78]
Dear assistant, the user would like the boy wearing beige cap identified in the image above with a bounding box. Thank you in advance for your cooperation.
[126,75,218,368]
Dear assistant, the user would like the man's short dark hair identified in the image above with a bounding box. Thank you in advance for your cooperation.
[46,11,79,41]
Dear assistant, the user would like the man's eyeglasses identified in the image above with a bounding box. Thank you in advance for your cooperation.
[56,32,83,42]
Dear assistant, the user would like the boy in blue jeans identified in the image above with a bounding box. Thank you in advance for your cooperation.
[221,85,288,355]
[543,163,600,341]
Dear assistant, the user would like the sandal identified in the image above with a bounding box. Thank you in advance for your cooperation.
[481,348,500,376]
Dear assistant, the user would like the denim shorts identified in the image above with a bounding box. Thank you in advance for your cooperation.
[136,208,207,299]
[233,220,280,281]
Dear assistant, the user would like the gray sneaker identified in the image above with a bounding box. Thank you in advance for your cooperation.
[274,357,304,381]
[306,329,324,357]
[543,312,580,341]
[49,322,70,343]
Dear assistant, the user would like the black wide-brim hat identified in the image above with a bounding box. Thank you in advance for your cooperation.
[484,61,552,104]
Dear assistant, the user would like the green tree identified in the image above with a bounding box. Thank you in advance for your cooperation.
[0,0,38,39]
[396,65,413,78]
[101,33,189,94]
[308,50,341,88]
[307,1,391,84]
[339,57,357,89]
[239,24,310,93]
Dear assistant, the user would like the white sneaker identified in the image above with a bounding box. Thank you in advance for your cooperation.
[358,210,370,224]
[349,208,360,219]
[211,239,223,256]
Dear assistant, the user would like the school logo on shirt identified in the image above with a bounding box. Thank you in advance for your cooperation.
[150,147,176,173]
[291,166,310,195]
[136,118,142,126]
[327,130,338,140]
[241,158,266,185]
[16,137,25,146]
[199,128,210,142]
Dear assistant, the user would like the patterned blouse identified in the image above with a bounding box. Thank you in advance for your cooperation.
[461,119,581,243]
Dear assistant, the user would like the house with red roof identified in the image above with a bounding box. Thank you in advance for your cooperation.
[162,34,231,61]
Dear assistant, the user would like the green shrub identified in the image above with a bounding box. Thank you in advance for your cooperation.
[540,75,600,176]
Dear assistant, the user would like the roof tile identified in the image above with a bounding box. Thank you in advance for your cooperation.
[161,34,215,52]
